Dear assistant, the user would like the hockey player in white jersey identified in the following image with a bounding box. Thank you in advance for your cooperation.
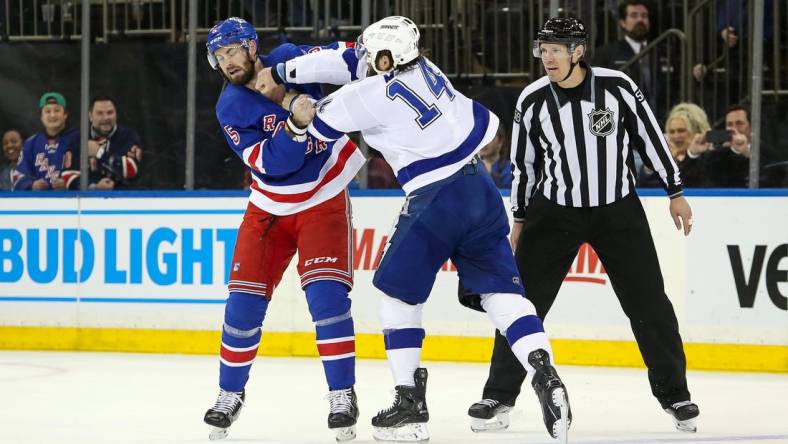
[259,16,572,443]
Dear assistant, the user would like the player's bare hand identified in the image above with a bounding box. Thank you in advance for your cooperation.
[32,179,50,191]
[510,221,524,252]
[669,196,693,236]
[281,91,302,111]
[290,95,316,128]
[256,67,285,103]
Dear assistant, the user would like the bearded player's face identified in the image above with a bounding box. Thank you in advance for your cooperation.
[216,45,256,85]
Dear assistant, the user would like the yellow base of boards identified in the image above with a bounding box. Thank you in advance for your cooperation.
[0,327,785,373]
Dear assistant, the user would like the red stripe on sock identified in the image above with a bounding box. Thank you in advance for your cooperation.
[220,346,258,364]
[317,340,355,357]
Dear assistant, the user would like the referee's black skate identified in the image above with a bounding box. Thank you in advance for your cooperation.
[204,389,245,440]
[371,368,429,442]
[664,401,699,432]
[468,399,512,432]
[529,349,571,442]
[327,386,359,442]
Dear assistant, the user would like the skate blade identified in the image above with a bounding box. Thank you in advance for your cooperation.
[671,416,697,433]
[551,387,570,444]
[334,425,357,442]
[470,409,511,433]
[372,423,429,442]
[208,426,228,441]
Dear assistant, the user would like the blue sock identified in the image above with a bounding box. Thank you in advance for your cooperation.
[305,280,355,390]
[219,291,269,392]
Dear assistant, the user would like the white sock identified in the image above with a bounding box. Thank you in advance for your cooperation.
[385,348,421,387]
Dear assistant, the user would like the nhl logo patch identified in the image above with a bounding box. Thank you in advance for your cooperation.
[588,107,615,137]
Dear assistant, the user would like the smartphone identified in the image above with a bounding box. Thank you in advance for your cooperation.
[704,129,732,145]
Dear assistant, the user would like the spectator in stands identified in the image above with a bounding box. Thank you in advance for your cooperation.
[593,1,659,113]
[479,123,512,188]
[1,129,23,190]
[366,148,398,189]
[639,103,710,187]
[87,94,143,190]
[707,104,785,187]
[13,92,80,191]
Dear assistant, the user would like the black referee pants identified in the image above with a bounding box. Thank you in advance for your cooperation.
[481,193,690,409]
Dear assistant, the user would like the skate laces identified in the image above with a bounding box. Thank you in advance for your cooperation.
[211,389,243,414]
[670,400,694,410]
[478,399,501,408]
[376,390,404,416]
[326,388,354,414]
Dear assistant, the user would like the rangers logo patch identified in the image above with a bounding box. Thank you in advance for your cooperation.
[588,107,615,137]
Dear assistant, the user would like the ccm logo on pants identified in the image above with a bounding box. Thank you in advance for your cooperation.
[305,257,339,266]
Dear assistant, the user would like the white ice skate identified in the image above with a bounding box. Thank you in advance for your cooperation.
[372,423,429,443]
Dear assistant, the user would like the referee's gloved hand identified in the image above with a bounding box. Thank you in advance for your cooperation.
[669,196,693,236]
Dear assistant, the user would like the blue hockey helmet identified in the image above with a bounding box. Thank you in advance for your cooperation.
[206,17,258,69]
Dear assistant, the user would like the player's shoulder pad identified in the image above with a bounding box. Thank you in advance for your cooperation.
[216,85,275,127]
[263,43,305,66]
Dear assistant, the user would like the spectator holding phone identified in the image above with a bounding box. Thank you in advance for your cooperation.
[87,94,143,190]
[638,102,711,187]
[704,104,786,187]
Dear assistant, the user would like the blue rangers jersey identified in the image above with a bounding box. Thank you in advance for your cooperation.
[216,42,365,215]
[13,127,81,190]
[281,46,499,194]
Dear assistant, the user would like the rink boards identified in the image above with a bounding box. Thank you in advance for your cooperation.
[0,190,785,372]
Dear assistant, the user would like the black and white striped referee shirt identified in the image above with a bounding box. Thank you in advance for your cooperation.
[510,62,682,221]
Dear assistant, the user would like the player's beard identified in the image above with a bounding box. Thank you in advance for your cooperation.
[627,23,649,42]
[227,59,255,86]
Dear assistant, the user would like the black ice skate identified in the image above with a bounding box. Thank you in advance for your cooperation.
[529,349,571,443]
[664,400,699,433]
[326,387,359,442]
[468,399,513,432]
[204,389,245,440]
[371,367,429,442]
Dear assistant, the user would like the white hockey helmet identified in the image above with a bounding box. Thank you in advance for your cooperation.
[361,16,420,73]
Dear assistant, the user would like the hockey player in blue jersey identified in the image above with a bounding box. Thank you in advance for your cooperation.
[259,16,572,443]
[202,17,367,442]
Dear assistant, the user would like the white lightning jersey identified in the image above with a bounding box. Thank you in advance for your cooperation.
[289,52,499,194]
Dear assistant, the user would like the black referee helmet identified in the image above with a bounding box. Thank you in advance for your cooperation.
[533,17,588,81]
[532,17,587,55]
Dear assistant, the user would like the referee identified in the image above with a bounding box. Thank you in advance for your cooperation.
[465,17,700,433]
